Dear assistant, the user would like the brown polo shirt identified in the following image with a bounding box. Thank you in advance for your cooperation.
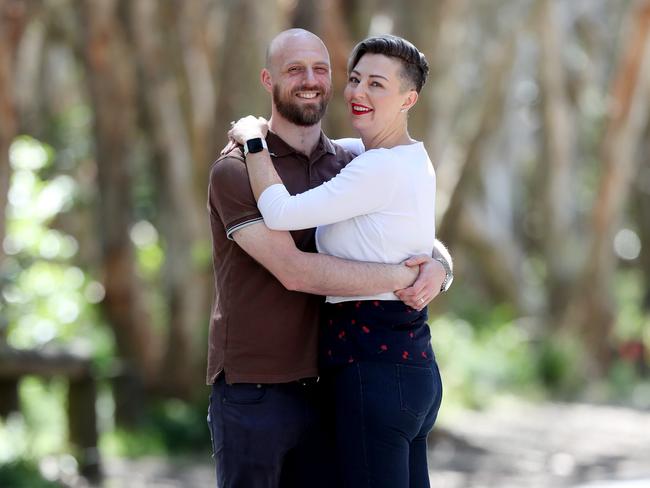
[206,131,352,385]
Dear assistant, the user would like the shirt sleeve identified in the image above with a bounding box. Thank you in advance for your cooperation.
[257,150,396,231]
[208,154,264,239]
[333,138,365,156]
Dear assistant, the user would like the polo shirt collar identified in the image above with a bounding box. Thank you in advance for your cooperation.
[266,130,336,160]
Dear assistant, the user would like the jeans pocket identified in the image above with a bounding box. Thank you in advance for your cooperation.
[223,383,267,405]
[396,364,434,418]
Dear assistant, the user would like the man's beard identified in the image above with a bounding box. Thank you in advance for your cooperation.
[273,84,330,127]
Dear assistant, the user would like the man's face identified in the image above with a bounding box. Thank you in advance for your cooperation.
[269,39,332,126]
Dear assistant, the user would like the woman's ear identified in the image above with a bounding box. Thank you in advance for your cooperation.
[261,68,273,94]
[400,90,418,113]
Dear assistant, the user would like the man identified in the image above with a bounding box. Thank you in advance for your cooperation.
[206,29,452,488]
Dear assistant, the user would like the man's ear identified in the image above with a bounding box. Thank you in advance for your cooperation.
[261,69,273,94]
[400,90,418,113]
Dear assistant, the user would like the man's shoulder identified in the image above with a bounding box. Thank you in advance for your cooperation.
[209,146,248,184]
[329,139,356,166]
[210,146,245,172]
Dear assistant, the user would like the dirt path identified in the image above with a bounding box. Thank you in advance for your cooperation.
[94,400,650,487]
[428,400,650,487]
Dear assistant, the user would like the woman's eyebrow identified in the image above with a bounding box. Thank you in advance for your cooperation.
[350,69,389,81]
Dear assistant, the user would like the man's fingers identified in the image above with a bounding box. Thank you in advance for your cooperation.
[404,254,431,267]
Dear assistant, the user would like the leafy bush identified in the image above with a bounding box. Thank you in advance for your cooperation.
[0,460,62,488]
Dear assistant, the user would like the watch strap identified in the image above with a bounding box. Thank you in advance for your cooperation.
[434,256,453,293]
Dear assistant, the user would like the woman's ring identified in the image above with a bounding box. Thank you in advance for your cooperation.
[419,297,425,304]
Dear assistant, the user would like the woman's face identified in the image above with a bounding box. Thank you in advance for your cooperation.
[343,53,415,135]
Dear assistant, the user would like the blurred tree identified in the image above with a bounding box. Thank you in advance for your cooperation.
[0,0,28,279]
[127,0,211,398]
[80,0,161,389]
[536,0,576,319]
[0,0,29,418]
[562,0,650,374]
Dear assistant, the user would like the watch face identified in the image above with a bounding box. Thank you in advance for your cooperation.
[246,138,264,154]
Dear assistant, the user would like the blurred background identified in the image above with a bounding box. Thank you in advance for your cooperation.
[1,0,649,487]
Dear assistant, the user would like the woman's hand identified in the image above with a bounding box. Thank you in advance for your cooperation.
[228,116,269,145]
[395,255,445,311]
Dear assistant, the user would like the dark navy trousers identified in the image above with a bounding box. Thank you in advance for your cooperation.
[325,360,443,488]
[207,376,337,488]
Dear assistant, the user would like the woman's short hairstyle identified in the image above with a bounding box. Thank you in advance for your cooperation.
[347,35,429,93]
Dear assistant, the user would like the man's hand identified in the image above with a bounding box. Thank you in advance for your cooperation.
[395,255,446,311]
[228,116,269,145]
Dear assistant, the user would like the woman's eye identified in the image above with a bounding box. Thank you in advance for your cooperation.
[371,81,383,88]
[348,76,359,83]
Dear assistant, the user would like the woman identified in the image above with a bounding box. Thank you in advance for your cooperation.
[230,35,442,488]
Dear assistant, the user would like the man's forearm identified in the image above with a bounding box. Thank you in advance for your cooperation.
[285,251,416,296]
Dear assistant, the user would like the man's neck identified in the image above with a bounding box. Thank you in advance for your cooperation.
[268,114,322,157]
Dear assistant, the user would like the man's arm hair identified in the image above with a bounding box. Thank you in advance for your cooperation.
[232,222,417,296]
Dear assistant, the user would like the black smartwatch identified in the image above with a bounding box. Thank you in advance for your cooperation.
[243,137,268,156]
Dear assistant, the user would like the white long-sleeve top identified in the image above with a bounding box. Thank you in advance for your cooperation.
[258,138,436,303]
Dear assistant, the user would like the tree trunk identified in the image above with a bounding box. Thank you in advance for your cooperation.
[128,0,212,398]
[0,0,27,276]
[438,36,518,245]
[563,0,650,375]
[79,0,160,388]
[175,0,219,186]
[636,123,650,312]
[213,0,286,150]
[536,0,577,319]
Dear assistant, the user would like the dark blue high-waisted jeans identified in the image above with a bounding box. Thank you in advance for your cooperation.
[324,360,443,488]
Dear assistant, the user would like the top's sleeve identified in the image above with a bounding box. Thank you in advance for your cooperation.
[257,150,396,231]
[333,138,365,156]
[208,154,263,239]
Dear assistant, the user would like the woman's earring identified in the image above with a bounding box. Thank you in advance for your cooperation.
[400,108,407,113]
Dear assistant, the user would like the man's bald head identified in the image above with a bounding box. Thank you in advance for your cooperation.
[261,29,332,127]
[265,29,329,72]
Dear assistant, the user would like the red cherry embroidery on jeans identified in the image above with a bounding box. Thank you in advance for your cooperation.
[380,344,388,352]
[373,301,380,306]
[348,357,355,363]
[402,351,410,360]
[355,301,361,308]
[338,330,346,339]
[409,331,415,339]
[351,319,356,325]
[361,326,370,334]
[421,351,428,359]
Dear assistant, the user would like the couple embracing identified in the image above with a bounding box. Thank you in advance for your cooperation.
[206,28,453,488]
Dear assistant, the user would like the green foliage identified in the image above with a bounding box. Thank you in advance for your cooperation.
[101,399,211,457]
[0,378,68,463]
[535,334,585,397]
[431,305,544,411]
[0,460,62,488]
[3,136,115,367]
